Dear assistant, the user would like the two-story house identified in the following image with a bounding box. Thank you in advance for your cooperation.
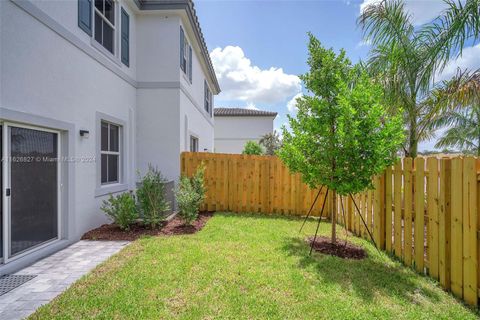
[214,108,277,154]
[0,0,219,274]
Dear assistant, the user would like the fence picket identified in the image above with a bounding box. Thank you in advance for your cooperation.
[414,157,425,273]
[404,158,413,267]
[451,158,463,298]
[394,162,403,259]
[385,167,393,252]
[463,157,477,306]
[427,157,439,279]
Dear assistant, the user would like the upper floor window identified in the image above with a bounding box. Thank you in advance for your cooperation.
[180,27,192,83]
[94,0,115,54]
[79,0,130,67]
[204,81,212,116]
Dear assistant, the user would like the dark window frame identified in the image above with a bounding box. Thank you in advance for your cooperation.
[100,121,121,185]
[180,26,193,83]
[93,0,116,54]
[190,135,199,152]
[204,81,212,116]
[180,27,186,73]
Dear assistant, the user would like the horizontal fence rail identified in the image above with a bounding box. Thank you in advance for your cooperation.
[181,152,480,306]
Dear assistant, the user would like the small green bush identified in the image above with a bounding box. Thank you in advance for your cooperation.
[242,141,264,155]
[137,165,170,228]
[101,192,137,230]
[175,164,206,225]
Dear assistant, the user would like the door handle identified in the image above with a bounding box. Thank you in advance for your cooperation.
[6,188,10,196]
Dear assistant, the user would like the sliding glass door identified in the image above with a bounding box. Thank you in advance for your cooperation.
[0,123,60,262]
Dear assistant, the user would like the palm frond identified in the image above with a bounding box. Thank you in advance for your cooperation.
[420,0,480,75]
[359,0,415,49]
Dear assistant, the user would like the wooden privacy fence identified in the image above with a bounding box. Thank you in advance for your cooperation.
[339,156,480,307]
[181,152,480,306]
[181,152,329,216]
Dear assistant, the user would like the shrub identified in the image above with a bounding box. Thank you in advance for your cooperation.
[242,141,264,155]
[101,192,137,230]
[175,164,206,225]
[137,165,170,228]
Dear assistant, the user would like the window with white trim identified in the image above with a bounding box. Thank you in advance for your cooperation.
[180,26,192,83]
[190,136,199,152]
[204,81,212,116]
[101,121,121,184]
[94,0,115,54]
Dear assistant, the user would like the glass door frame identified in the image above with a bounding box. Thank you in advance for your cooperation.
[1,121,62,264]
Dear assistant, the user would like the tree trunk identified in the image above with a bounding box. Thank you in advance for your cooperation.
[331,190,337,244]
[408,118,418,158]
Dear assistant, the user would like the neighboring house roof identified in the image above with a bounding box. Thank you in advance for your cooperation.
[214,108,278,117]
[134,0,220,94]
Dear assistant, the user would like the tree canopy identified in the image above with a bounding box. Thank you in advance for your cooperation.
[242,141,264,155]
[279,33,404,196]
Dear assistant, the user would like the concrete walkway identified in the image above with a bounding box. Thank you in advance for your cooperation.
[0,240,129,320]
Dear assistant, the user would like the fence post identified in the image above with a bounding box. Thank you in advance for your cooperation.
[394,161,403,259]
[404,158,413,266]
[374,175,385,250]
[414,157,425,273]
[451,157,463,298]
[385,166,393,253]
[439,158,452,290]
[462,157,477,306]
[427,157,439,280]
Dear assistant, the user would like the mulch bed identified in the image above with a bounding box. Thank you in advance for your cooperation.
[307,236,366,260]
[81,212,214,241]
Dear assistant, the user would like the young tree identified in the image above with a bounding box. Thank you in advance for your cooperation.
[279,34,404,244]
[259,131,282,155]
[242,141,264,155]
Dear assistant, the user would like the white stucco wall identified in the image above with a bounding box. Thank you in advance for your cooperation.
[214,116,275,154]
[178,20,215,155]
[1,0,137,239]
[0,0,217,273]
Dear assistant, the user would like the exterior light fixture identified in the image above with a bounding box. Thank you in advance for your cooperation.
[80,130,90,138]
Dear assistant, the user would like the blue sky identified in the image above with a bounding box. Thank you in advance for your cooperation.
[195,0,480,151]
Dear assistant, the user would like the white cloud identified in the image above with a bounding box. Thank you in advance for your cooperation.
[360,0,449,26]
[355,39,371,49]
[245,102,259,110]
[287,93,303,113]
[210,46,301,105]
[436,44,480,82]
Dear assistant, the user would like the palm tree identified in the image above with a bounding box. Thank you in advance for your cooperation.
[259,131,282,156]
[429,69,480,155]
[359,0,480,157]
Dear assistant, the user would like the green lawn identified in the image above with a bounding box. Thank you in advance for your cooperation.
[31,213,478,319]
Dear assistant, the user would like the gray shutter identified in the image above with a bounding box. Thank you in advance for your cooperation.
[180,27,185,72]
[121,8,130,67]
[78,0,92,36]
[188,46,192,82]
